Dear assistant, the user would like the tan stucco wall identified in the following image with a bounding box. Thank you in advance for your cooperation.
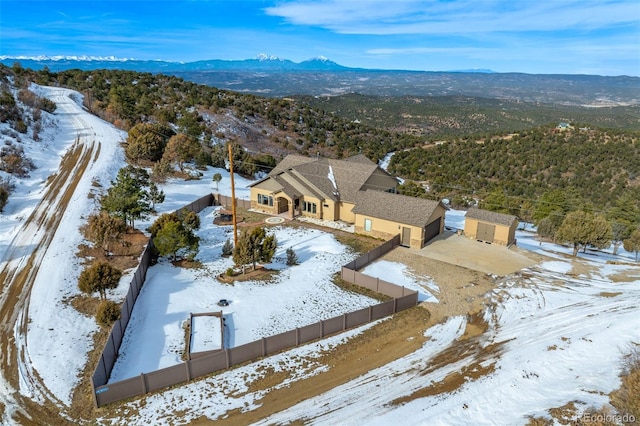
[354,215,423,249]
[338,202,355,223]
[321,200,337,221]
[300,195,322,219]
[250,188,278,215]
[464,218,517,246]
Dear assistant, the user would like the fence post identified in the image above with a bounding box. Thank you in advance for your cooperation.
[368,306,372,322]
[295,328,299,345]
[376,277,379,292]
[186,360,192,381]
[225,349,230,368]
[343,314,347,330]
[394,298,398,313]
[140,373,148,393]
[262,337,267,356]
[321,320,325,337]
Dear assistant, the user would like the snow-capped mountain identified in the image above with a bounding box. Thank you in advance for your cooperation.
[0,54,350,72]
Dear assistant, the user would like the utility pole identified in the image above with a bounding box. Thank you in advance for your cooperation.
[228,143,238,247]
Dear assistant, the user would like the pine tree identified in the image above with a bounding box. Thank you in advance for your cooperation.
[78,261,122,300]
[233,226,277,271]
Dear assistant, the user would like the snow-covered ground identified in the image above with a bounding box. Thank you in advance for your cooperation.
[108,217,378,382]
[190,315,223,354]
[1,85,638,425]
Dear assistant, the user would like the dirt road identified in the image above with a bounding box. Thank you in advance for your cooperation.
[0,90,104,425]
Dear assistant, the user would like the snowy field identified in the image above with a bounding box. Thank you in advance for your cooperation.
[109,215,379,382]
[190,315,223,354]
[1,85,638,425]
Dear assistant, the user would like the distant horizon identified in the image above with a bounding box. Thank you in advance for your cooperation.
[3,54,639,78]
[1,1,638,77]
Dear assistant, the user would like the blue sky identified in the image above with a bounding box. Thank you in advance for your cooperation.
[1,0,638,76]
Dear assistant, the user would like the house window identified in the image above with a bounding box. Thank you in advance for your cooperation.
[258,194,273,206]
[364,218,372,232]
[302,201,317,214]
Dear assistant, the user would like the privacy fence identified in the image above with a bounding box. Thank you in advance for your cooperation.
[91,194,416,407]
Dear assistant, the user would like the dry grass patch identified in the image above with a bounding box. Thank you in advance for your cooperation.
[193,306,431,425]
[608,269,640,283]
[218,265,280,284]
[331,274,392,302]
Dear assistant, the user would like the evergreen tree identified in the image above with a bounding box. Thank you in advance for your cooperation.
[101,166,153,227]
[78,261,122,300]
[84,211,127,255]
[623,229,640,262]
[125,122,174,163]
[212,172,222,191]
[556,211,612,257]
[286,247,299,266]
[233,226,277,271]
[148,183,165,210]
[151,213,199,261]
[162,133,201,172]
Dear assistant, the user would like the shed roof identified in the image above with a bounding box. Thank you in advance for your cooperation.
[466,207,518,227]
[352,190,442,228]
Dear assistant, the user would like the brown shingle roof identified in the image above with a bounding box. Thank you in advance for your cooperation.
[352,190,442,228]
[269,155,316,176]
[466,207,517,226]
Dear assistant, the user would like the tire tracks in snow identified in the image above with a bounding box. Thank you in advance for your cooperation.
[0,90,100,425]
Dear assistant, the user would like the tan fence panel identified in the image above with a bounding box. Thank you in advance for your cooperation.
[265,330,297,354]
[298,323,322,344]
[322,316,345,336]
[378,280,404,298]
[190,351,228,378]
[353,271,378,292]
[94,375,145,407]
[228,340,263,366]
[354,254,370,270]
[110,320,123,352]
[396,293,418,311]
[341,266,356,282]
[146,364,189,392]
[346,307,370,328]
[371,300,395,320]
[92,358,108,388]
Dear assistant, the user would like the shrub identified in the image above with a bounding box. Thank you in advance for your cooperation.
[226,267,235,276]
[78,261,122,300]
[286,247,299,266]
[221,239,233,257]
[96,300,121,326]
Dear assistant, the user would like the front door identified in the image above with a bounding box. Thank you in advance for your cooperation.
[401,227,411,247]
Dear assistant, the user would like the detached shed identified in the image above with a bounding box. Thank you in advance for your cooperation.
[464,208,518,246]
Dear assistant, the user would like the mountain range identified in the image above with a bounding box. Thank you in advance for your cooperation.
[0,54,352,72]
[2,55,638,105]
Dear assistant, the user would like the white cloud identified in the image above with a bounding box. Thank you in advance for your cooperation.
[264,0,640,35]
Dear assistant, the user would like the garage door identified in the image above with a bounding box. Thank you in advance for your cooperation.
[476,222,496,242]
[423,217,442,245]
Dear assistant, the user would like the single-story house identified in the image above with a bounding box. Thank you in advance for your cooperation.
[352,190,446,249]
[464,207,518,246]
[249,154,446,248]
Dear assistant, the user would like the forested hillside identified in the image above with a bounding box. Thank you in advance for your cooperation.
[297,93,640,137]
[4,64,419,165]
[389,126,640,210]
